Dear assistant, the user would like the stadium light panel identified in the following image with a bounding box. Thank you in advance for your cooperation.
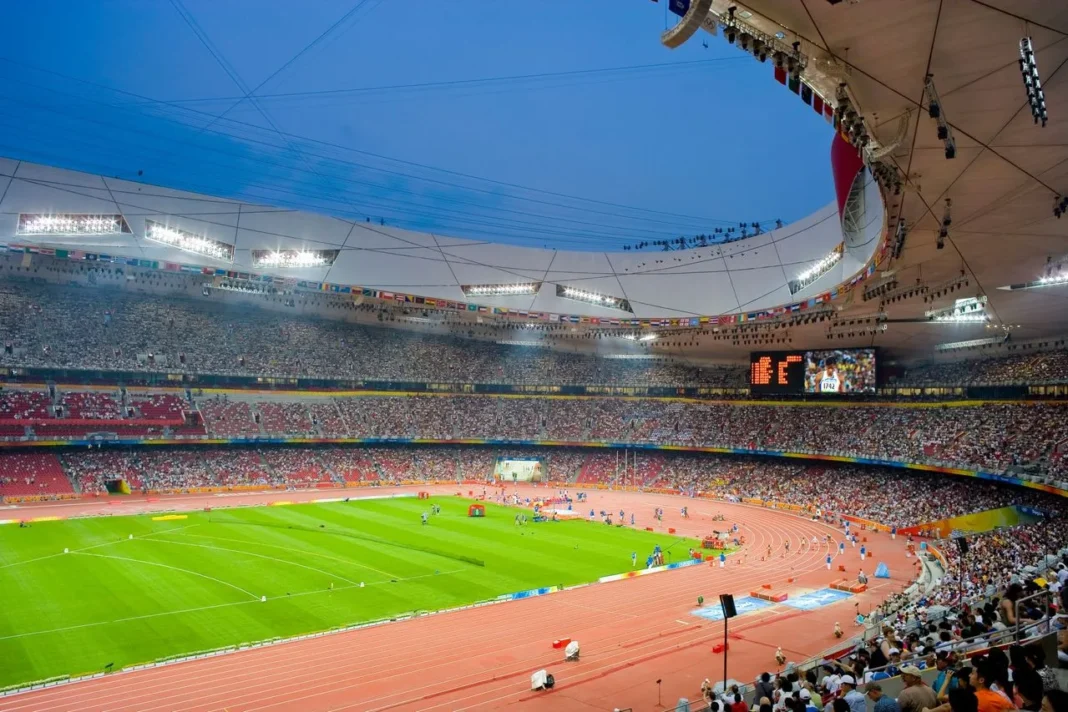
[789,245,843,294]
[17,213,131,236]
[555,284,633,313]
[144,220,235,262]
[461,283,540,297]
[251,249,339,269]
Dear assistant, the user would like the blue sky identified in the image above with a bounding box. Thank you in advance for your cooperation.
[0,0,834,251]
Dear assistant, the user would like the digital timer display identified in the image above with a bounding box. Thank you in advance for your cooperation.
[749,352,805,393]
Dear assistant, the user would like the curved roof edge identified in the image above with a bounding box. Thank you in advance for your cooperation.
[0,149,887,324]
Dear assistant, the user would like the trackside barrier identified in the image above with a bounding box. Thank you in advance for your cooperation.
[0,555,701,698]
[499,586,559,601]
[599,557,702,584]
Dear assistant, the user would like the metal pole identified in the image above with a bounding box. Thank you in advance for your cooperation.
[723,613,729,698]
[958,546,965,611]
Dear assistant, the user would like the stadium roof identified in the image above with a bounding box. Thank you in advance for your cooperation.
[717,0,1068,360]
[0,155,872,324]
[1,0,1066,364]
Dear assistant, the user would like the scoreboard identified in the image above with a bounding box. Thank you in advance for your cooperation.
[749,352,805,394]
[749,348,879,395]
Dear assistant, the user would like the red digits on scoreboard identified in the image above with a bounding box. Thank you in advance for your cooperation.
[750,356,773,385]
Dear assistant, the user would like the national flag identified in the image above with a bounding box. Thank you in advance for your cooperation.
[788,75,801,94]
[813,94,824,115]
[774,66,787,85]
[800,83,813,105]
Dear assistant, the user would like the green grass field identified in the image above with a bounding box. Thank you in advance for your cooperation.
[0,496,704,688]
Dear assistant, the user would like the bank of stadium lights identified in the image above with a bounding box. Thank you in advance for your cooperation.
[1020,38,1048,127]
[790,246,842,294]
[825,314,887,339]
[925,295,988,323]
[719,6,803,74]
[461,283,540,298]
[935,336,1009,352]
[144,220,234,262]
[16,213,130,236]
[555,284,633,313]
[862,274,899,302]
[922,272,970,303]
[619,332,658,343]
[924,75,956,159]
[1053,195,1068,219]
[937,198,952,250]
[250,249,339,269]
[834,85,870,151]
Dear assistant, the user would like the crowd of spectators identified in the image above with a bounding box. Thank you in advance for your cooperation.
[898,351,1068,387]
[0,283,738,386]
[4,280,1068,391]
[217,397,1068,480]
[4,389,1068,481]
[6,445,1065,532]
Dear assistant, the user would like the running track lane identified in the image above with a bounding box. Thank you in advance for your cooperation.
[0,486,917,711]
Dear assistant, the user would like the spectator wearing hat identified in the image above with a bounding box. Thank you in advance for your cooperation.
[898,666,938,712]
[840,675,866,712]
[797,688,820,712]
[867,683,901,712]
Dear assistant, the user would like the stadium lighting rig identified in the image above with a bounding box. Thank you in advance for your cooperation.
[461,283,540,298]
[997,253,1068,291]
[891,218,908,260]
[144,220,235,262]
[935,335,1008,352]
[862,271,898,302]
[17,213,130,236]
[925,295,988,323]
[937,198,951,250]
[833,84,871,151]
[250,249,339,269]
[555,284,633,313]
[789,245,843,294]
[1053,195,1067,219]
[924,75,956,159]
[1020,38,1048,127]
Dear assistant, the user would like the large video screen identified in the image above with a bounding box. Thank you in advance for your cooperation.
[494,458,543,482]
[803,349,877,394]
[749,349,877,395]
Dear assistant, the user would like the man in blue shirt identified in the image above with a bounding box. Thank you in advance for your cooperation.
[840,675,866,712]
[865,683,901,712]
[929,652,957,702]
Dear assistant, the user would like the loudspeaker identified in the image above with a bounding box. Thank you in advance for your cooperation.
[956,537,969,555]
[720,593,737,619]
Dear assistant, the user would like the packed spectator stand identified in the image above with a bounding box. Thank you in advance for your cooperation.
[3,277,1067,709]
[3,387,1068,485]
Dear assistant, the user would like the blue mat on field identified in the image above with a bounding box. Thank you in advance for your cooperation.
[874,562,890,578]
[691,596,771,621]
[781,588,852,611]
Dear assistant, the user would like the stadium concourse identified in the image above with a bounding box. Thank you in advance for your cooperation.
[1,485,921,712]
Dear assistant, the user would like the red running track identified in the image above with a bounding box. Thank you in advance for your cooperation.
[0,486,919,711]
